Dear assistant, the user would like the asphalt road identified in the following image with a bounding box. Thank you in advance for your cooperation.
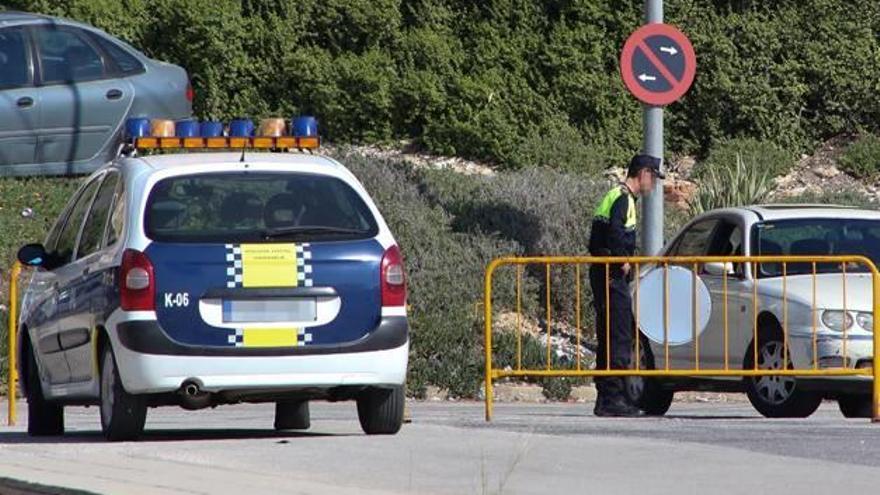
[0,399,879,494]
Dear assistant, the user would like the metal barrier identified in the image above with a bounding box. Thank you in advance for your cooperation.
[6,261,20,426]
[483,255,880,421]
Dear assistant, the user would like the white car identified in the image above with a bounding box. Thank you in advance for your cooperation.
[628,205,877,418]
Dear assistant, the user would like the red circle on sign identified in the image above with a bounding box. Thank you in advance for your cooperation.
[620,23,696,106]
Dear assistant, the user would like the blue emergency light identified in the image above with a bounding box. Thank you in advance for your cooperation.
[292,116,318,138]
[125,116,321,151]
[229,119,255,137]
[200,121,223,138]
[125,118,151,138]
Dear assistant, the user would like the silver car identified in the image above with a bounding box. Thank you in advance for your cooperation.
[0,12,191,176]
[629,205,878,419]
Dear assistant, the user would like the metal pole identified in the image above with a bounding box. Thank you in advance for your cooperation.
[642,0,664,255]
[7,262,20,426]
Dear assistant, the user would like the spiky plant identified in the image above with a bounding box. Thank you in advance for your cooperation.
[688,152,774,215]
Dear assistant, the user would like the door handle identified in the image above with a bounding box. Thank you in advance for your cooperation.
[105,89,123,100]
[16,96,34,108]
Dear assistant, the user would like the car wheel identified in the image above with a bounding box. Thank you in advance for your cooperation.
[25,343,64,436]
[838,394,873,418]
[625,335,674,416]
[357,386,404,435]
[274,400,310,430]
[743,331,821,418]
[100,345,147,441]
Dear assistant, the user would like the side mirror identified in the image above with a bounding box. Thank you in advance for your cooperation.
[17,243,47,267]
[703,261,734,276]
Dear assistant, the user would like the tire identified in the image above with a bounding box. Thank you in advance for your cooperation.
[100,345,147,441]
[357,386,404,435]
[625,335,674,416]
[838,394,872,418]
[274,400,310,430]
[743,329,822,418]
[25,344,64,436]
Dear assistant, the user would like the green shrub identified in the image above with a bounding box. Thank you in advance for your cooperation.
[688,152,774,215]
[335,149,524,397]
[513,116,606,174]
[695,138,794,180]
[12,0,880,168]
[838,135,880,179]
[493,330,586,402]
[333,150,615,397]
[0,176,83,387]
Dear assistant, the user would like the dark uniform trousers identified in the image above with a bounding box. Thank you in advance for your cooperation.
[589,264,633,398]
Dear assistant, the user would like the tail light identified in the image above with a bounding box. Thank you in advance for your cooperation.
[185,82,194,103]
[120,249,155,311]
[381,245,406,307]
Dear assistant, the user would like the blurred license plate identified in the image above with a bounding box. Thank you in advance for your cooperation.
[222,299,317,323]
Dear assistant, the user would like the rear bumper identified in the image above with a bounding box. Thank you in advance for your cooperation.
[113,339,409,394]
[109,314,409,394]
[116,316,408,356]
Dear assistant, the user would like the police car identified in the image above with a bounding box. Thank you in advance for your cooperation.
[16,116,409,440]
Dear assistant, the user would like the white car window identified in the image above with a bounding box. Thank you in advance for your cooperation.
[707,220,744,275]
[671,219,718,257]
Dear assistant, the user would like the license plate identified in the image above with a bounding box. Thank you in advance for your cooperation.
[222,298,317,323]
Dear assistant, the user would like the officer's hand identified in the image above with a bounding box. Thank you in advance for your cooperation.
[621,263,631,275]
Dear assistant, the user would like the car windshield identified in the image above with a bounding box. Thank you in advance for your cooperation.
[145,172,378,243]
[752,218,880,277]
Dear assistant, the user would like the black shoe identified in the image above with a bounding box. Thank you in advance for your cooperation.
[593,397,643,418]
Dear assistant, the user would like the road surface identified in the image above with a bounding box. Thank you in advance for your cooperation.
[0,399,878,494]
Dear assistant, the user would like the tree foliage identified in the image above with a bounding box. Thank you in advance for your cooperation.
[10,0,880,169]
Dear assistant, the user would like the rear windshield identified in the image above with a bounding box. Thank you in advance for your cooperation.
[145,172,378,243]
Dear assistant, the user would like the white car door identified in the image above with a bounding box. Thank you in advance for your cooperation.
[700,218,754,370]
[646,218,719,371]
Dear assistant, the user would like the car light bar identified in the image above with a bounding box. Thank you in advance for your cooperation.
[125,116,320,151]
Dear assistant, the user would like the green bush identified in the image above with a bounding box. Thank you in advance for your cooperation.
[492,330,586,402]
[11,0,880,168]
[688,152,774,215]
[838,135,880,179]
[0,176,83,387]
[334,150,613,397]
[694,138,794,180]
[336,150,523,397]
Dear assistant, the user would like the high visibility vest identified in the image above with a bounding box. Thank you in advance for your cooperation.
[593,185,636,230]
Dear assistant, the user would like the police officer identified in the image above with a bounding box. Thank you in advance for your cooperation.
[588,154,663,417]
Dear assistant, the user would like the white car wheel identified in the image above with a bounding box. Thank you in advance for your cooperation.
[752,341,796,405]
[744,329,821,418]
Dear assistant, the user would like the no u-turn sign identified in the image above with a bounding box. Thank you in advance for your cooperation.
[620,23,696,106]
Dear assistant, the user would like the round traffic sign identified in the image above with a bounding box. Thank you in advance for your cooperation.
[620,23,696,106]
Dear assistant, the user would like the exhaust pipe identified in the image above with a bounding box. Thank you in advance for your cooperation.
[178,380,211,410]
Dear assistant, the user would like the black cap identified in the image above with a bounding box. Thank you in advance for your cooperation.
[628,154,665,179]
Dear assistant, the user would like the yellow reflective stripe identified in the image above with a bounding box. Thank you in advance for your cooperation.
[625,194,637,229]
[594,187,623,219]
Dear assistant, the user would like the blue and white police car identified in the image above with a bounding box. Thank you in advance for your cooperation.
[16,117,409,440]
